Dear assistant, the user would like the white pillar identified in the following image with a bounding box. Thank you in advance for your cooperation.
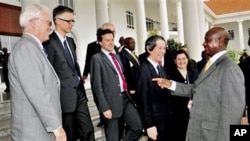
[159,0,169,39]
[176,2,184,44]
[237,20,245,50]
[182,0,203,61]
[95,0,109,27]
[197,0,206,43]
[205,20,209,32]
[21,0,40,10]
[136,0,147,54]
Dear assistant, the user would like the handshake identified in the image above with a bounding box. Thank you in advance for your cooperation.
[152,78,172,89]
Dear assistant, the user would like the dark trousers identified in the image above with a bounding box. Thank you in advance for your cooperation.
[62,85,95,141]
[104,95,142,141]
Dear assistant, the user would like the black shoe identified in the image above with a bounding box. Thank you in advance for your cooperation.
[97,121,104,127]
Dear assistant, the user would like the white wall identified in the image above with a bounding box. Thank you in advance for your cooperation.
[215,20,250,51]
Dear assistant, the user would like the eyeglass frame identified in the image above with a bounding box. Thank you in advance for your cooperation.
[57,18,75,24]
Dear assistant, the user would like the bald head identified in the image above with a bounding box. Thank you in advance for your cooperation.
[205,27,229,48]
[101,23,116,33]
[203,27,230,57]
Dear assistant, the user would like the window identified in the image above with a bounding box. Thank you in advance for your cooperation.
[126,11,134,29]
[58,0,74,9]
[228,30,234,40]
[146,18,154,31]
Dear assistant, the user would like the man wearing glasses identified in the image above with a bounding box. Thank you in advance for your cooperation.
[43,5,95,141]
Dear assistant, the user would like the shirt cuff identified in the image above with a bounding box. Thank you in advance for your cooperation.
[169,80,176,91]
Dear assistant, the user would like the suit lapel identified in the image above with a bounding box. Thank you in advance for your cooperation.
[195,54,227,85]
[145,60,159,78]
[126,51,140,67]
[51,32,75,70]
[23,34,60,86]
[100,51,118,74]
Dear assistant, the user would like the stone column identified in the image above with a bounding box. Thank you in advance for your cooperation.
[176,2,184,44]
[20,0,41,10]
[95,0,109,27]
[237,20,245,50]
[182,0,204,61]
[159,0,169,39]
[136,0,147,54]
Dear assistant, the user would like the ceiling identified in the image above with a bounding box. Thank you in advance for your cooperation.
[204,0,250,15]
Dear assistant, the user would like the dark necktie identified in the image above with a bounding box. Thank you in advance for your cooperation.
[63,40,75,66]
[157,65,165,78]
[63,40,80,84]
[109,52,127,91]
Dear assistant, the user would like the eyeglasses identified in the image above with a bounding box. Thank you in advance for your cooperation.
[57,18,75,23]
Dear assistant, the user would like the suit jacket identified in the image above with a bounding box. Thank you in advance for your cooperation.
[83,41,101,77]
[9,34,62,141]
[173,53,245,141]
[119,48,140,91]
[136,60,171,129]
[43,31,85,113]
[90,50,126,118]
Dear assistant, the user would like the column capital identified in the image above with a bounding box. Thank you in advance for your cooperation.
[236,20,244,23]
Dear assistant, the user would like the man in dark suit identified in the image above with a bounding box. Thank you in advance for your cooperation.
[83,23,117,128]
[136,35,172,141]
[82,28,101,82]
[119,37,140,97]
[153,27,245,141]
[43,6,94,141]
[90,29,142,141]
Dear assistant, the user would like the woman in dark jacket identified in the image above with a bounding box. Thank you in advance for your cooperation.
[167,49,199,141]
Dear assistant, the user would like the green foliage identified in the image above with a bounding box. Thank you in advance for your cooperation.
[147,29,159,37]
[167,38,183,51]
[227,48,245,63]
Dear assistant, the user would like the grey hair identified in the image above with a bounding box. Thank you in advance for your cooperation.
[19,3,49,28]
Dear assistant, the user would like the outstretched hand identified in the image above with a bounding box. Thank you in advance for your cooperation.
[152,78,172,89]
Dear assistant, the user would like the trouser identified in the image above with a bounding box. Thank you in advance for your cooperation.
[62,87,95,141]
[104,94,142,141]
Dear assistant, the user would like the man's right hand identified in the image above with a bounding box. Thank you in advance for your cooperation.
[152,78,172,89]
[103,109,112,119]
[53,127,67,141]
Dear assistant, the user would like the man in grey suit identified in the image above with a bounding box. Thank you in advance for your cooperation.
[43,5,94,141]
[90,29,142,141]
[8,4,66,141]
[153,27,245,141]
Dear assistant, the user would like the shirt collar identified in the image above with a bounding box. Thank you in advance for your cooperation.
[23,32,43,49]
[210,50,227,64]
[54,30,66,44]
[147,57,159,69]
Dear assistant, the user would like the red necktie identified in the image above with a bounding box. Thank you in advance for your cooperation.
[109,52,127,91]
[158,60,162,66]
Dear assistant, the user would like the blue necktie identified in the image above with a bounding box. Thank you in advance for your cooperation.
[63,40,80,84]
[42,47,48,57]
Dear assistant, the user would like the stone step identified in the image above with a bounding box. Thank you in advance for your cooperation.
[0,88,108,141]
[0,119,10,139]
[0,135,11,141]
[0,100,10,109]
